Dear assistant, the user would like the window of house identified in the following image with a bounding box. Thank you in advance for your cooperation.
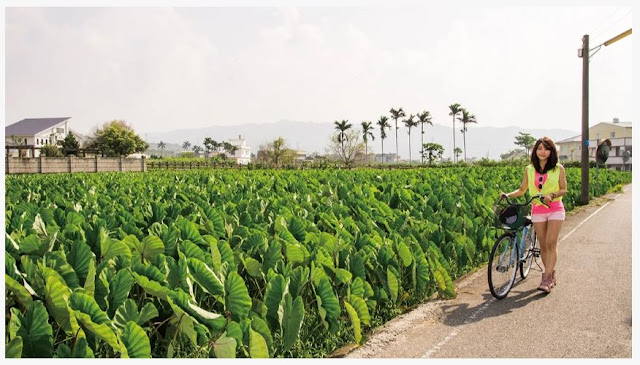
[24,138,27,145]
[595,133,600,139]
[610,132,615,138]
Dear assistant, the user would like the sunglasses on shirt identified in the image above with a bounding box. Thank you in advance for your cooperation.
[538,176,543,190]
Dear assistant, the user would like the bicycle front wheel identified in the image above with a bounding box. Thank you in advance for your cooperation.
[488,233,518,299]
[519,227,537,279]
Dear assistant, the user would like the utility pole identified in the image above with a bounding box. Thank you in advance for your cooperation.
[578,28,631,205]
[580,34,589,205]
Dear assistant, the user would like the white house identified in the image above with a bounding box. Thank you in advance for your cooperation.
[5,117,72,157]
[227,135,251,165]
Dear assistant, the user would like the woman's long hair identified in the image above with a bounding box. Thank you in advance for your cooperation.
[530,137,558,174]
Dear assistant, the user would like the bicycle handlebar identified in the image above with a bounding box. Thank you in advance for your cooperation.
[500,193,550,208]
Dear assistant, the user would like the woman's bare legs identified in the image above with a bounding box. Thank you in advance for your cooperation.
[533,222,548,269]
[544,219,564,286]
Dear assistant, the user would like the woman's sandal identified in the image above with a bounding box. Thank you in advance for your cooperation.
[537,273,551,293]
[549,270,557,289]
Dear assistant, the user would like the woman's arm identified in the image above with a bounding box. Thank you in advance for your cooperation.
[502,168,528,198]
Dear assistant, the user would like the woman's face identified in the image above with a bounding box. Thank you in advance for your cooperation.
[536,142,551,161]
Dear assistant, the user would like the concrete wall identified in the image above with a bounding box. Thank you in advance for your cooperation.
[5,156,147,174]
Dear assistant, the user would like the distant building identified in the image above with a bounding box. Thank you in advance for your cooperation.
[227,135,251,165]
[501,149,528,161]
[374,153,398,163]
[294,150,307,162]
[5,117,72,157]
[557,118,632,170]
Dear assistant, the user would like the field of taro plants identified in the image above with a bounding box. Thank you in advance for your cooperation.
[4,167,631,358]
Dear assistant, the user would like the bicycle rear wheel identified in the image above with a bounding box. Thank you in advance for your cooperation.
[519,227,537,279]
[488,233,518,299]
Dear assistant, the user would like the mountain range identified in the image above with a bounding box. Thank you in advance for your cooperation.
[141,120,579,161]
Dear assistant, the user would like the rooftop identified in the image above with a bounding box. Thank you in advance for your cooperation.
[5,117,71,136]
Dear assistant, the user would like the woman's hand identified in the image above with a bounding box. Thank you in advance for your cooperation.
[543,194,554,202]
[500,192,508,199]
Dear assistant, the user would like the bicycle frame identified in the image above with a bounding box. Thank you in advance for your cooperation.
[496,223,531,270]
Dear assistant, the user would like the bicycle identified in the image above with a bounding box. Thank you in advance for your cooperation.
[487,194,546,299]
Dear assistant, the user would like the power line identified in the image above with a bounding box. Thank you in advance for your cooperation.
[588,7,622,41]
[590,8,632,46]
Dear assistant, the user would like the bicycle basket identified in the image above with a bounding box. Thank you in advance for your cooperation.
[493,204,526,230]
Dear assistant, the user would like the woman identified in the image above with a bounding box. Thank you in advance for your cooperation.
[500,137,568,293]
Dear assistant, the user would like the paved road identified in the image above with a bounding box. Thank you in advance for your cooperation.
[346,185,632,358]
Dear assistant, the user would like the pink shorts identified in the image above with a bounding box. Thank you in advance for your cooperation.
[531,210,565,223]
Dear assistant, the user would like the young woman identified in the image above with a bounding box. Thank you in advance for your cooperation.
[500,137,568,293]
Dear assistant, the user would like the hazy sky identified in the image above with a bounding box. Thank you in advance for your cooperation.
[4,1,634,136]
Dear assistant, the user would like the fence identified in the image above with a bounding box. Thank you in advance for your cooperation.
[147,161,240,170]
[5,156,147,174]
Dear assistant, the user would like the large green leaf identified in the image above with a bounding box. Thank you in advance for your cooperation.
[284,242,304,264]
[6,336,23,358]
[413,246,430,293]
[66,240,94,283]
[113,299,158,330]
[179,240,206,262]
[386,267,399,302]
[42,266,80,335]
[123,235,165,263]
[243,257,263,278]
[288,266,309,298]
[224,272,252,321]
[20,234,51,256]
[108,269,134,316]
[349,295,370,326]
[131,271,169,301]
[315,276,340,320]
[396,241,413,267]
[218,240,235,268]
[213,332,237,358]
[263,274,288,331]
[10,301,53,357]
[350,277,365,298]
[250,316,274,357]
[204,235,222,272]
[100,238,132,262]
[249,328,269,358]
[166,289,225,331]
[69,292,125,356]
[335,268,353,285]
[344,301,362,345]
[187,258,224,296]
[121,321,151,358]
[84,257,96,296]
[43,251,80,289]
[56,337,95,358]
[282,293,304,352]
[5,274,33,309]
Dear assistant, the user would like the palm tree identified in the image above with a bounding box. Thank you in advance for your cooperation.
[457,109,477,163]
[361,121,375,164]
[334,120,352,152]
[416,110,433,164]
[454,147,463,162]
[448,103,463,162]
[192,145,203,157]
[389,108,406,163]
[402,114,419,165]
[376,116,391,164]
[157,140,166,157]
[182,140,191,151]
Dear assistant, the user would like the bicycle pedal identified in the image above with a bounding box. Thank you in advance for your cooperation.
[532,248,541,257]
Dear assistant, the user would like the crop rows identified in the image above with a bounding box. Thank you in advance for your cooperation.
[4,167,631,357]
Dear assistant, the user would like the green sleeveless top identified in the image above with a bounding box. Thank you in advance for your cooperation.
[526,164,562,206]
